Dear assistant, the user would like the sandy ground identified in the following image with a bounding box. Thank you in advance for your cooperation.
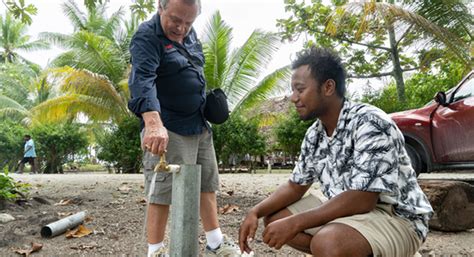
[0,172,473,256]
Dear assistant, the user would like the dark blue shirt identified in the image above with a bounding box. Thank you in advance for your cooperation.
[128,14,208,135]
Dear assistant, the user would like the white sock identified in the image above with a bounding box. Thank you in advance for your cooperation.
[206,227,224,250]
[147,242,164,257]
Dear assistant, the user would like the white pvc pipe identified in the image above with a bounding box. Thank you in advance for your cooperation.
[41,211,87,238]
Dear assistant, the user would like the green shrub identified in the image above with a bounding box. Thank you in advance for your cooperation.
[96,116,142,173]
[0,120,27,171]
[360,60,466,113]
[213,115,266,171]
[0,167,30,202]
[273,108,313,160]
[32,123,89,173]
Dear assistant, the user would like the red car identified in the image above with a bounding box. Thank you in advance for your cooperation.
[390,71,474,175]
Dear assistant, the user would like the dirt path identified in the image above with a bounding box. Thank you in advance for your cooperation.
[1,173,473,256]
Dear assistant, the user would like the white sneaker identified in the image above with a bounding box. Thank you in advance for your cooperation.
[204,234,241,257]
[150,247,169,257]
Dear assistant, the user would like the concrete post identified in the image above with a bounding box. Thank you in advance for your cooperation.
[169,164,201,257]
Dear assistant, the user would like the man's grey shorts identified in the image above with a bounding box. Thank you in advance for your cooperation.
[142,129,219,205]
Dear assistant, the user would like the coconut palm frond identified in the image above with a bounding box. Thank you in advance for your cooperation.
[101,6,125,41]
[62,0,87,30]
[45,32,126,83]
[31,94,126,124]
[0,106,29,118]
[233,66,291,114]
[0,94,29,112]
[38,32,71,49]
[48,51,77,68]
[67,31,127,83]
[413,0,473,40]
[30,76,53,105]
[0,94,30,124]
[118,17,139,58]
[0,12,45,63]
[202,11,233,89]
[16,39,50,52]
[50,67,128,113]
[224,31,281,109]
[117,78,131,100]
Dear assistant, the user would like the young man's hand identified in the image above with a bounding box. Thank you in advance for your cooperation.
[238,210,259,253]
[262,217,299,250]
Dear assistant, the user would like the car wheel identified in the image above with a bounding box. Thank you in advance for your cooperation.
[405,144,422,176]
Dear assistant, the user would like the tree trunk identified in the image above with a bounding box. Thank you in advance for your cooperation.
[419,180,474,232]
[388,23,406,103]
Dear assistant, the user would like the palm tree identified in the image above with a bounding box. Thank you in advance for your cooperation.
[0,68,52,125]
[31,67,130,124]
[34,0,135,123]
[39,0,129,84]
[325,0,472,102]
[202,11,291,116]
[0,12,49,64]
[0,61,37,105]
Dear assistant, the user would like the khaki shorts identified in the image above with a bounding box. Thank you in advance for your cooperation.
[287,193,422,257]
[142,129,219,205]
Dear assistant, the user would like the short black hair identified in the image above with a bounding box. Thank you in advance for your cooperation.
[291,47,346,98]
[24,135,31,139]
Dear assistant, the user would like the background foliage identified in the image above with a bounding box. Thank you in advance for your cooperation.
[31,122,89,173]
[0,167,29,204]
[0,119,27,171]
[96,116,142,174]
[361,59,467,113]
[0,0,472,174]
[213,115,266,171]
[273,108,314,162]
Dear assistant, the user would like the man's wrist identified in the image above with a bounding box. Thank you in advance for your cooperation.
[249,207,261,218]
[142,111,164,128]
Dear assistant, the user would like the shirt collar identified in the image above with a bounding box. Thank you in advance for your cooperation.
[316,99,351,138]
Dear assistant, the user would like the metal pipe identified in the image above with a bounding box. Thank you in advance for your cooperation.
[170,164,201,257]
[41,211,87,238]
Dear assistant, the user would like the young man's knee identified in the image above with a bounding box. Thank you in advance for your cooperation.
[310,224,371,257]
[310,234,345,257]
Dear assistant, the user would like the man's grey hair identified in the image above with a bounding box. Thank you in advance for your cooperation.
[159,0,201,14]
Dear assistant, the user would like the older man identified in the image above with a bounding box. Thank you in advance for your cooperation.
[128,0,240,256]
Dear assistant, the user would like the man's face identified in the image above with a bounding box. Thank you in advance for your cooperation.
[290,65,327,120]
[158,0,199,43]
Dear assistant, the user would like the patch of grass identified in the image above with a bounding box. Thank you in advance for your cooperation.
[80,163,106,172]
[254,168,292,174]
[62,163,106,172]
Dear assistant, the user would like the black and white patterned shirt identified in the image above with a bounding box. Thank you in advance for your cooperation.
[290,100,433,240]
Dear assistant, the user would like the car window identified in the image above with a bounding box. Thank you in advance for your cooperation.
[452,75,474,103]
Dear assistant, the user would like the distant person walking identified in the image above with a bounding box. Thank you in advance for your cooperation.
[18,135,36,174]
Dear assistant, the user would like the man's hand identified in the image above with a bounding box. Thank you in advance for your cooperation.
[262,217,298,250]
[142,111,168,155]
[239,210,259,254]
[142,126,168,155]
